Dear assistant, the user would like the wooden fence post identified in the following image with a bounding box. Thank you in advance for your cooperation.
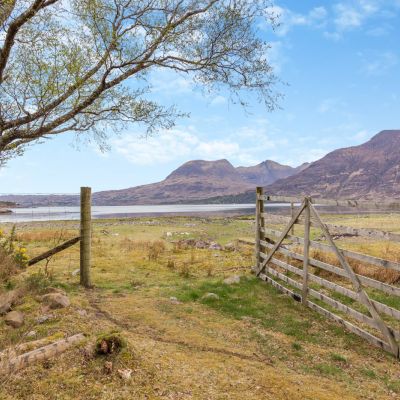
[80,187,92,288]
[302,197,311,304]
[255,187,264,272]
[290,202,295,235]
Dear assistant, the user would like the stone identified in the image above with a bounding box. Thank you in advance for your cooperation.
[4,311,24,328]
[169,296,181,304]
[36,314,54,324]
[0,289,21,315]
[202,293,220,300]
[42,293,70,309]
[26,330,37,337]
[223,275,241,285]
[104,361,113,375]
[209,242,223,250]
[77,309,88,317]
[224,242,236,251]
[118,368,133,380]
[71,268,80,276]
[166,232,173,237]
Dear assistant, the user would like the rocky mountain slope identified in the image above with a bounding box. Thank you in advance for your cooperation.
[266,130,400,199]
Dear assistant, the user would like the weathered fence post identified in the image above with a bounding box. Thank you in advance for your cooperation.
[80,187,92,288]
[255,187,264,272]
[290,202,295,235]
[302,197,311,304]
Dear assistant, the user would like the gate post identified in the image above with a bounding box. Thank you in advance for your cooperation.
[80,187,92,288]
[255,187,265,272]
[302,197,311,304]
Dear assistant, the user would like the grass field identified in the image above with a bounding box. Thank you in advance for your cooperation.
[1,214,400,399]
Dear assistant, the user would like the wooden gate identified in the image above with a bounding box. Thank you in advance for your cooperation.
[254,187,400,358]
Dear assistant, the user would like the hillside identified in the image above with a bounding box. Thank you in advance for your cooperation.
[0,159,302,206]
[266,130,400,199]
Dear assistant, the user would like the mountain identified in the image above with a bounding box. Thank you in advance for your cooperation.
[236,160,309,186]
[266,130,400,199]
[92,159,303,205]
[0,158,302,206]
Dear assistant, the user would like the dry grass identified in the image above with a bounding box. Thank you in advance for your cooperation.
[0,247,18,283]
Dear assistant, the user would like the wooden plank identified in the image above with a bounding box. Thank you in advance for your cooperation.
[302,199,311,304]
[255,187,264,273]
[260,240,400,297]
[256,200,306,276]
[310,203,399,356]
[262,227,400,272]
[257,272,393,354]
[261,213,400,242]
[259,251,400,321]
[266,257,400,342]
[28,237,81,266]
[259,195,400,210]
[306,301,393,355]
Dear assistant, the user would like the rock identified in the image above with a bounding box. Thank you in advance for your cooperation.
[118,368,133,380]
[42,293,70,309]
[4,311,24,328]
[77,309,88,317]
[26,330,37,337]
[36,314,54,324]
[104,361,113,375]
[0,289,22,315]
[169,296,181,304]
[71,268,80,276]
[224,242,236,251]
[166,232,173,237]
[209,242,223,250]
[223,275,241,285]
[202,293,220,300]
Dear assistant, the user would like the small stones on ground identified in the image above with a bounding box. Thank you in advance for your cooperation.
[224,242,236,251]
[36,314,55,324]
[117,368,133,380]
[42,293,70,309]
[71,269,80,276]
[25,330,37,337]
[166,232,173,237]
[223,275,241,285]
[169,296,181,304]
[209,242,223,250]
[45,287,67,296]
[77,308,88,317]
[4,310,24,328]
[104,361,113,374]
[202,293,220,300]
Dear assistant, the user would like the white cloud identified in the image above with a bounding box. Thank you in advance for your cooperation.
[266,5,328,36]
[210,95,227,106]
[360,51,398,76]
[112,120,283,167]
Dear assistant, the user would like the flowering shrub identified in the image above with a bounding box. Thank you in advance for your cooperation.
[0,226,29,268]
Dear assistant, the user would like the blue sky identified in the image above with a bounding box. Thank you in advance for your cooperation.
[1,0,399,194]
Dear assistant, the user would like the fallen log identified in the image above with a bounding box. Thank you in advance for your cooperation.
[0,333,85,376]
[28,236,81,266]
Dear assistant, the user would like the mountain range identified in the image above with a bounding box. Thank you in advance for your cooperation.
[1,129,399,206]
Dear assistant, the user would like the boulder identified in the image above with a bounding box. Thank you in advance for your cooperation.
[0,289,22,315]
[202,293,220,300]
[42,293,70,309]
[223,275,241,285]
[4,311,24,328]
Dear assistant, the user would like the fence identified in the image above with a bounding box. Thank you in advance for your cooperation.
[254,187,400,358]
[1,187,92,288]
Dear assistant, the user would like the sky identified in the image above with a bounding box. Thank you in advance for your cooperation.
[1,0,400,194]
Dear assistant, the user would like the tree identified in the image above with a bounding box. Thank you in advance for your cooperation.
[0,0,279,165]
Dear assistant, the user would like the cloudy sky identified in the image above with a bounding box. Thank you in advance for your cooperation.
[1,0,400,193]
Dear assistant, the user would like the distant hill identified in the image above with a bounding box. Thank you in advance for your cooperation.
[0,159,303,206]
[266,130,400,199]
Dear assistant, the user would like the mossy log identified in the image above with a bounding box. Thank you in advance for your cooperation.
[0,333,85,375]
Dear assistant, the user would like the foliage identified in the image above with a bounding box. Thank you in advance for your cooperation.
[0,226,29,268]
[0,0,280,164]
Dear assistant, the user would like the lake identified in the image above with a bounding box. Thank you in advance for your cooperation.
[0,204,261,223]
